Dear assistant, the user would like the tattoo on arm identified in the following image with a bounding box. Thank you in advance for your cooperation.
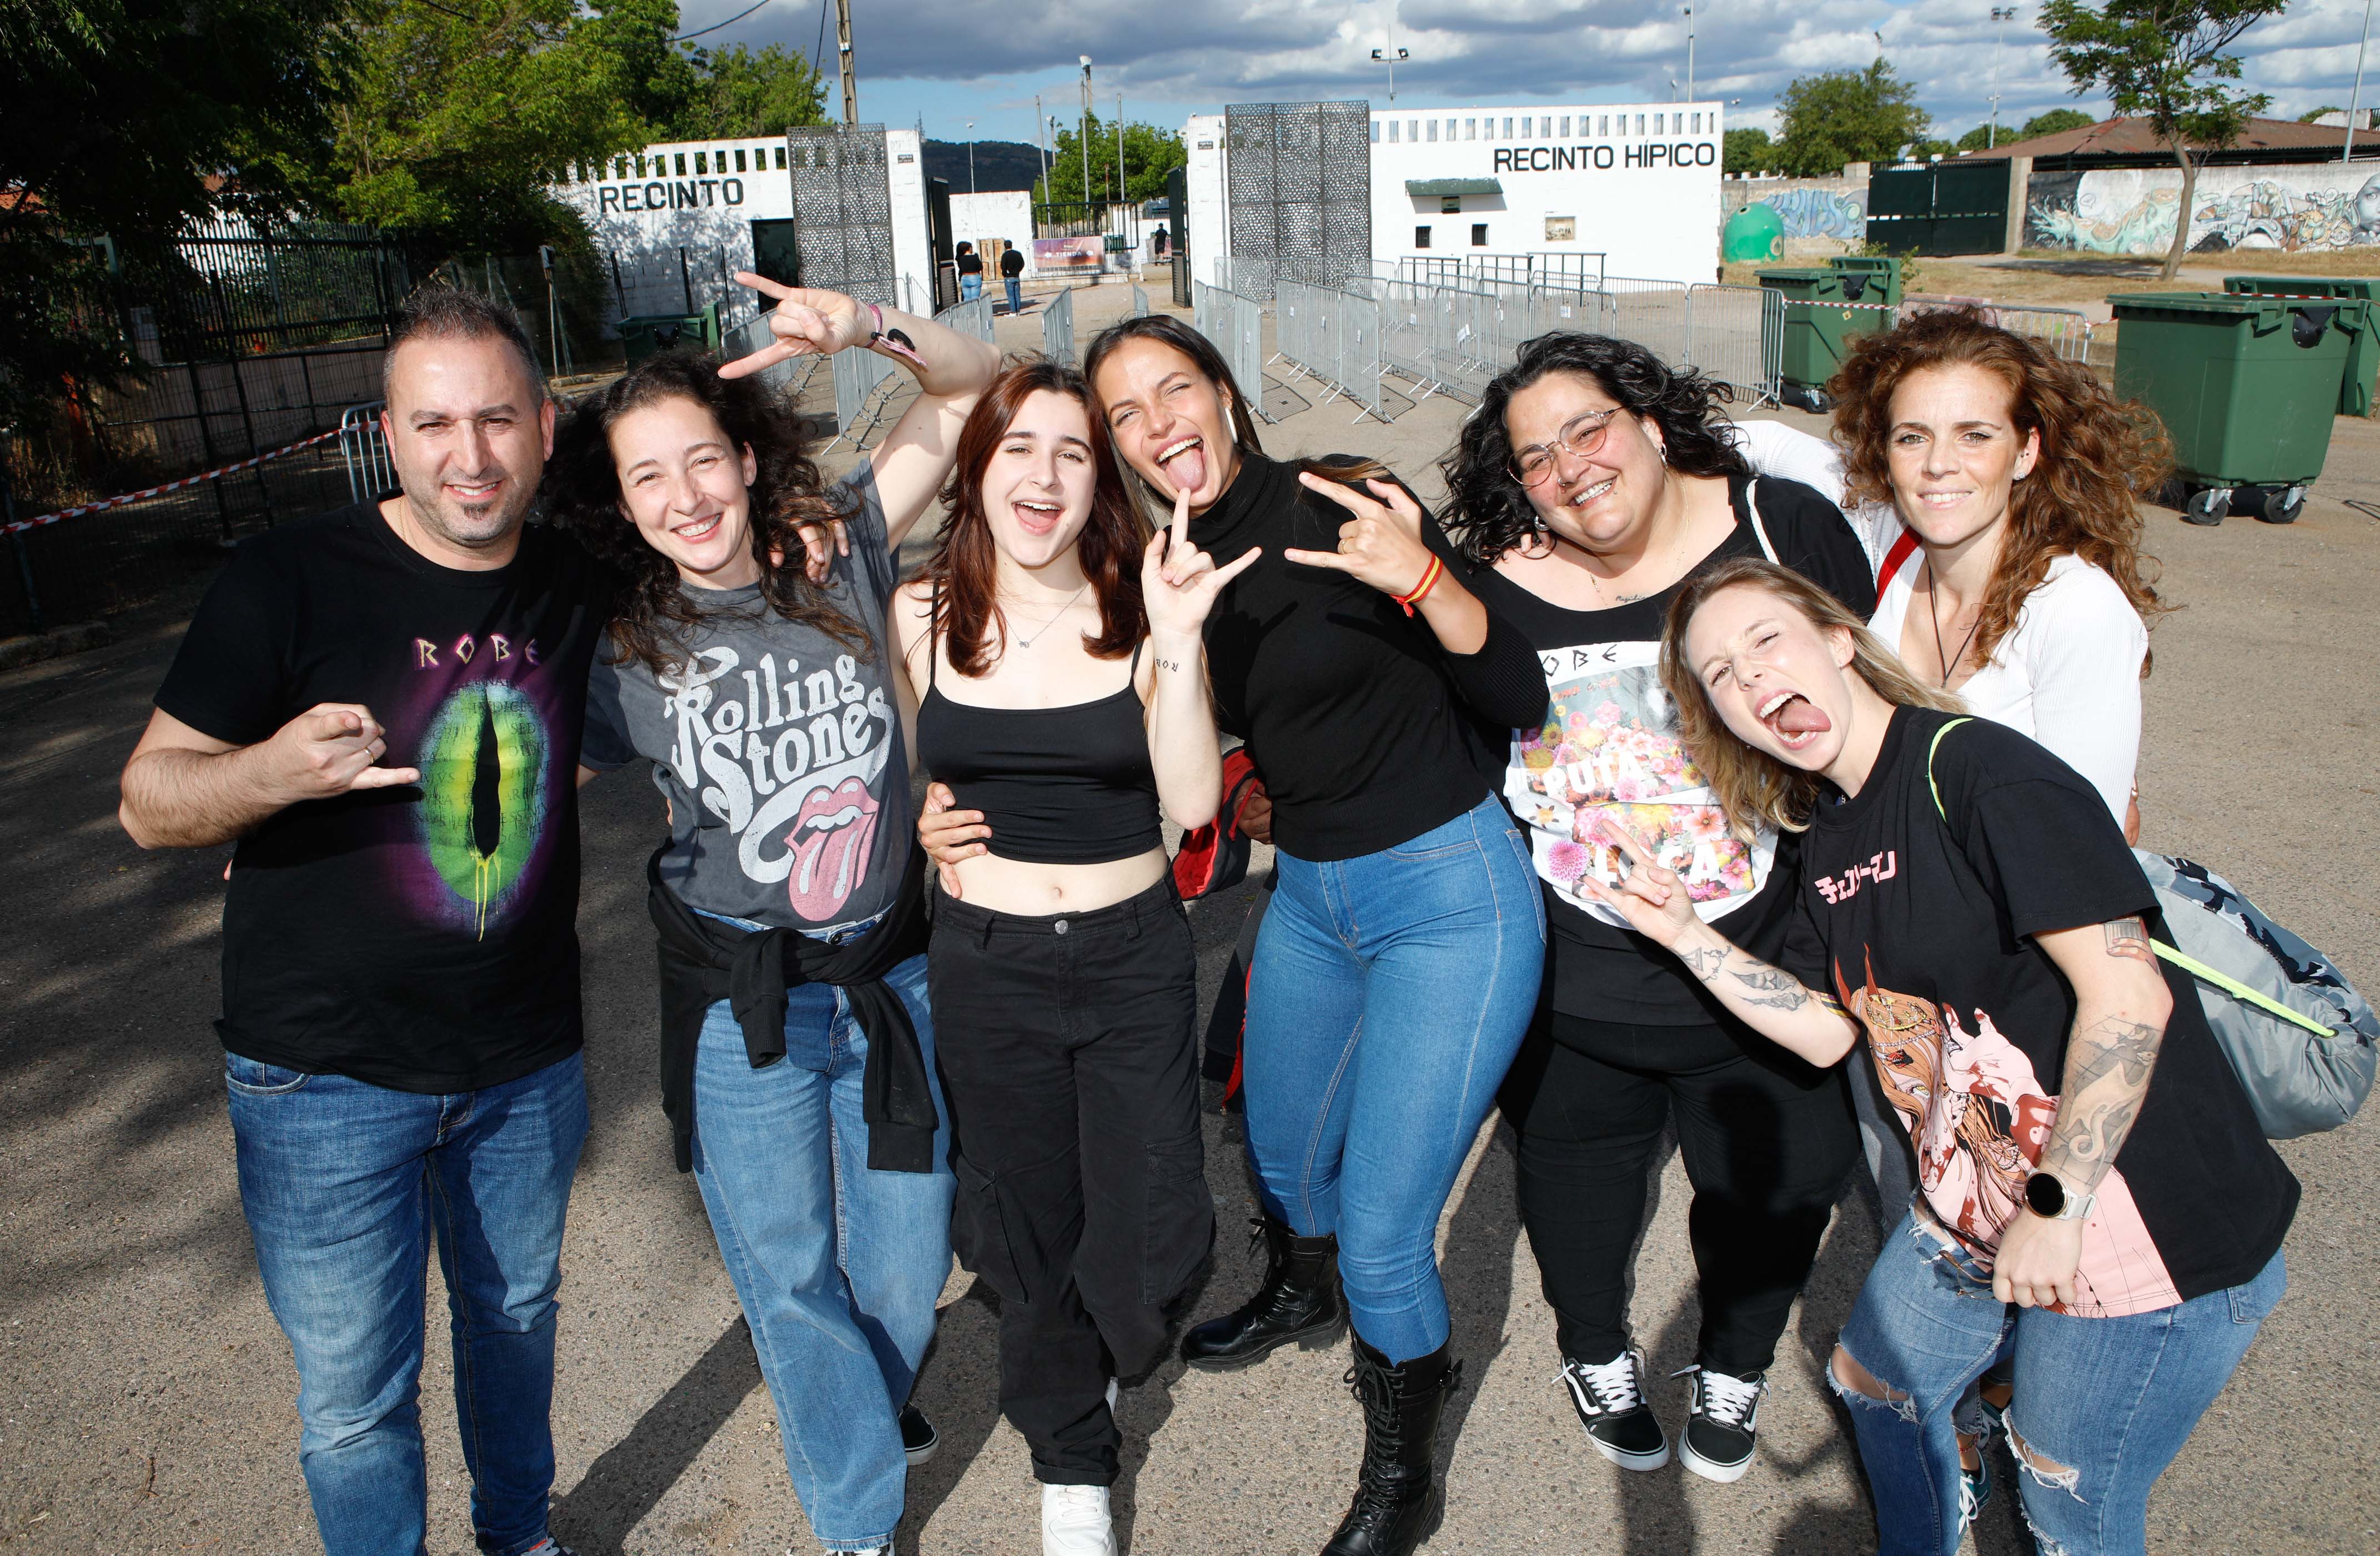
[1154,657,1183,673]
[1679,943,1729,982]
[1729,965,1810,1011]
[2103,916,2152,962]
[2038,1012,2165,1191]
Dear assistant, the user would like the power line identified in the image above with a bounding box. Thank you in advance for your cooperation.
[672,0,776,44]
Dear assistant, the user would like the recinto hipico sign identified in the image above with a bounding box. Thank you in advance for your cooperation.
[596,177,748,213]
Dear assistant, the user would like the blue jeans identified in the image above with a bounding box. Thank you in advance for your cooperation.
[1003,277,1023,313]
[960,273,982,302]
[1242,792,1545,1361]
[689,952,954,1550]
[228,1048,588,1556]
[1834,1207,2286,1556]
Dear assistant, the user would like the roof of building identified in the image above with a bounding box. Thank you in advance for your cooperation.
[1962,115,2358,161]
[1405,177,1503,197]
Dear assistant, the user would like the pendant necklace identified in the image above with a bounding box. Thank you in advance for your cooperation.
[1005,580,1092,649]
[1925,560,1984,689]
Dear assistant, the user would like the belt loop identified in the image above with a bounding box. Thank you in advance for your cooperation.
[1127,890,1145,940]
[977,904,997,950]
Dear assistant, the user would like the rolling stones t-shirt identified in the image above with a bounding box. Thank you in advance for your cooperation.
[583,462,910,935]
[155,504,611,1093]
[1794,706,2297,1315]
[1465,474,1875,1022]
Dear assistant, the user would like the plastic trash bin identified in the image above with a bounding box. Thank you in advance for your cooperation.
[2108,290,2366,525]
[1756,268,1895,409]
[1827,254,1906,307]
[2222,275,2379,419]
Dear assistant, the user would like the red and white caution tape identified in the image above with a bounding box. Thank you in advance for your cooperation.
[3,426,345,538]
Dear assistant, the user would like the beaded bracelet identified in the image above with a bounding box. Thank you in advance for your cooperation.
[1395,555,1445,616]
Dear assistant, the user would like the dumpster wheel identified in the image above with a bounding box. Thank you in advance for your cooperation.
[2182,488,2231,526]
[2258,485,2308,525]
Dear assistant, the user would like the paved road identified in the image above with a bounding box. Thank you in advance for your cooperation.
[3,284,2375,1553]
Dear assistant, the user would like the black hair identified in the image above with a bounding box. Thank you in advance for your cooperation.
[955,240,973,254]
[1438,332,1749,567]
[383,285,545,404]
[544,350,865,677]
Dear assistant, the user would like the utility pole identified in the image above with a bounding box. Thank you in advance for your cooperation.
[966,121,977,193]
[1684,7,1694,103]
[1079,57,1093,213]
[1370,2,1408,102]
[1116,94,1126,209]
[835,0,856,126]
[1036,94,1048,198]
[1989,7,2018,148]
[2349,0,2374,162]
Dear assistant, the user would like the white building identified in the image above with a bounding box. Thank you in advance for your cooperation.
[1186,102,1723,287]
[555,130,940,318]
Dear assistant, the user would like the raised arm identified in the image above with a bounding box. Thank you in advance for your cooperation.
[1141,486,1262,830]
[1990,913,2174,1308]
[119,704,420,850]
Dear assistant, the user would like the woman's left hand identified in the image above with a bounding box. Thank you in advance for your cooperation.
[1992,1208,2083,1309]
[1143,484,1261,638]
[719,275,871,379]
[1283,474,1437,600]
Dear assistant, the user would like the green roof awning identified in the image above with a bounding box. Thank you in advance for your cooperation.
[1405,177,1501,197]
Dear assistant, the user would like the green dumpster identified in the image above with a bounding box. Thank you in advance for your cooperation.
[617,304,721,363]
[2108,290,2367,525]
[1827,254,1906,307]
[1756,268,1894,409]
[2222,274,2380,418]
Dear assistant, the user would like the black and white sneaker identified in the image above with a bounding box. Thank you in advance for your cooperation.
[1557,1349,1670,1471]
[1676,1365,1767,1483]
[900,1404,938,1466]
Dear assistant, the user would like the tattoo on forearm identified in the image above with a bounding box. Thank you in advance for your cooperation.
[1680,943,1729,982]
[1729,965,1810,1011]
[2103,916,2151,962]
[2040,1012,2165,1189]
[1154,657,1183,673]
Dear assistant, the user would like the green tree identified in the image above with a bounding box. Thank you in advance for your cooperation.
[1772,60,1932,178]
[2296,104,2343,123]
[2019,106,2097,137]
[665,43,828,139]
[1035,116,1187,206]
[1958,124,1997,152]
[2040,0,2287,278]
[1723,128,1776,174]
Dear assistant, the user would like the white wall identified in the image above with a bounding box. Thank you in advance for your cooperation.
[949,189,1037,274]
[886,129,934,314]
[1185,114,1230,288]
[556,135,790,318]
[1369,104,1724,283]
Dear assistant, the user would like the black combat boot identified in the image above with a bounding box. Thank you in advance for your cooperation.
[1179,1214,1345,1371]
[1319,1337,1460,1556]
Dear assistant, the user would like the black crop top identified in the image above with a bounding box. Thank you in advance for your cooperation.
[915,634,1163,866]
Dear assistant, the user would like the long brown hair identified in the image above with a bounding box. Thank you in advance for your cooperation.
[1658,557,1965,835]
[1830,308,2171,674]
[546,351,865,677]
[919,358,1147,677]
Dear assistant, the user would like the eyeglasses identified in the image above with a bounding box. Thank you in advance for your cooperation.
[1508,408,1623,487]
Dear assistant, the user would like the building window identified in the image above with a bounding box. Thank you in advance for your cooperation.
[1408,120,1418,141]
[1559,116,1571,137]
[775,146,787,168]
[1389,121,1399,143]
[675,152,687,175]
[1520,117,1532,137]
[1471,223,1488,246]
[1482,118,1493,140]
[1635,114,1645,135]
[1503,117,1514,137]
[1691,113,1702,133]
[734,148,747,172]
[1446,119,1457,140]
[695,151,708,174]
[1427,120,1437,142]
[1547,215,1576,242]
[1442,194,1462,213]
[1415,225,1432,248]
[1465,118,1477,140]
[1599,114,1610,135]
[1371,121,1382,142]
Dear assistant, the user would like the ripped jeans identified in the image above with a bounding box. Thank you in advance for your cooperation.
[1832,1207,2284,1556]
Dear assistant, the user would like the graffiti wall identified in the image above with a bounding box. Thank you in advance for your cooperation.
[2027,163,2380,255]
[1724,177,1870,242]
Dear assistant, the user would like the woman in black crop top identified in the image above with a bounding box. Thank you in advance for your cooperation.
[891,359,1253,1549]
[1068,315,1548,1556]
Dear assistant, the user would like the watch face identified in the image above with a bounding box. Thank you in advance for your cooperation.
[2025,1172,2065,1218]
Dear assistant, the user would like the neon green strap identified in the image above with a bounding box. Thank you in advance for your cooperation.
[1930,714,2334,1042]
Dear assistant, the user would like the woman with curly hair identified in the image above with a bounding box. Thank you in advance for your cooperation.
[1437,332,1872,1487]
[550,280,998,1556]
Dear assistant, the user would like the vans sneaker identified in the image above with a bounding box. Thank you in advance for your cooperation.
[1677,1365,1767,1483]
[1041,1483,1118,1556]
[900,1404,938,1467]
[1557,1348,1670,1472]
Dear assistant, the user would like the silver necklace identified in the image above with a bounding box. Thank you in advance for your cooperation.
[1002,581,1092,648]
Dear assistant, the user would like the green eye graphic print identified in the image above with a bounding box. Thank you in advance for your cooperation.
[417,681,551,938]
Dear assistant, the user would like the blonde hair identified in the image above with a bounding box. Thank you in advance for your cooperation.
[1658,557,1964,835]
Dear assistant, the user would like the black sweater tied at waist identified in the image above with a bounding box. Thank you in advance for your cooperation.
[646,841,938,1174]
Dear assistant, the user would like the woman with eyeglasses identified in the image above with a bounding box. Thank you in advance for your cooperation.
[1438,333,1873,1487]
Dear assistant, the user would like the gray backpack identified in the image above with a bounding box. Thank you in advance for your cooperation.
[1927,717,2375,1138]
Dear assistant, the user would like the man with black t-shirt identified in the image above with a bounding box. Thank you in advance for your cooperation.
[999,241,1026,315]
[118,290,604,1556]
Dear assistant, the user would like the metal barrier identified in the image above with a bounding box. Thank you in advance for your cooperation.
[1684,284,1784,407]
[1275,280,1394,424]
[1132,285,1152,319]
[1192,282,1269,422]
[1042,285,1077,366]
[831,346,901,451]
[1981,304,2094,364]
[339,402,391,505]
[936,294,996,345]
[1605,278,1693,374]
[720,312,827,401]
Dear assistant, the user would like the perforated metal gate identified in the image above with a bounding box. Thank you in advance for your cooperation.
[1221,102,1372,300]
[784,126,897,307]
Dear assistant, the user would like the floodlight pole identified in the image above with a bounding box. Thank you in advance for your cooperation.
[1990,7,2018,149]
[1117,94,1126,209]
[1684,8,1694,103]
[835,0,856,126]
[2349,0,2373,162]
[1079,57,1093,213]
[1370,2,1408,102]
[966,121,976,193]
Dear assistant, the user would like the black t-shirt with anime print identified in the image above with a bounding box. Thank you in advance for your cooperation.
[1791,705,2297,1314]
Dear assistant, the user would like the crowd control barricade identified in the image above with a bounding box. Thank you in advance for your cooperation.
[831,345,901,450]
[1192,282,1270,422]
[1984,304,2093,364]
[721,311,827,401]
[936,294,996,345]
[1685,284,1784,407]
[1605,278,1693,373]
[339,402,393,506]
[1132,285,1152,319]
[1042,285,1077,367]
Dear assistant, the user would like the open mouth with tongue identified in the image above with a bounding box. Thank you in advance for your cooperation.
[1755,688,1833,755]
[1154,434,1207,499]
[786,776,880,922]
[1010,496,1064,537]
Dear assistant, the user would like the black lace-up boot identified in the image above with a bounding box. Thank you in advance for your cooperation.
[1180,1214,1346,1371]
[1319,1337,1460,1556]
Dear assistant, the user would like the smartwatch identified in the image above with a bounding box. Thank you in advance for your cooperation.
[2023,1170,2095,1223]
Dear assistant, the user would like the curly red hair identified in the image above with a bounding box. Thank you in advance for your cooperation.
[1829,309,2172,674]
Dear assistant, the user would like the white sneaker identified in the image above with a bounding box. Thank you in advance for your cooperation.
[1041,1483,1118,1556]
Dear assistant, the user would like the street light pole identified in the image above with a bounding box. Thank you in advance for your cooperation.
[1370,1,1407,102]
[1079,56,1093,213]
[2348,0,2374,162]
[965,121,976,194]
[1989,7,2018,149]
[1684,7,1694,103]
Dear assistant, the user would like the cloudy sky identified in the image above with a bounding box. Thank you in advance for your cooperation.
[675,0,2380,145]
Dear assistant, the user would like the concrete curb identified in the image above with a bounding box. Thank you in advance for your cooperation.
[0,619,113,672]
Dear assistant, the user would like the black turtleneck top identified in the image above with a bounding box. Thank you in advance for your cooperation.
[1191,451,1549,861]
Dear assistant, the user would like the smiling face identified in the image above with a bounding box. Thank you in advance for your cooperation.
[382,332,554,554]
[1684,583,1863,774]
[607,393,761,590]
[981,388,1101,570]
[1092,336,1240,511]
[1503,370,1671,553]
[1883,363,2040,550]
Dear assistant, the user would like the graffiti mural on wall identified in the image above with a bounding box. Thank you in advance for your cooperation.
[2027,165,2380,255]
[1754,187,1869,241]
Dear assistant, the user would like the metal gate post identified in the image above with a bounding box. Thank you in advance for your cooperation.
[188,360,234,542]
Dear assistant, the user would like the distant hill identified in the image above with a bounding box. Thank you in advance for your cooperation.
[922,139,1047,195]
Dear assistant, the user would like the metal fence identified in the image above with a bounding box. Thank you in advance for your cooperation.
[1274,280,1390,423]
[1685,284,1786,406]
[1041,285,1077,367]
[1192,282,1269,423]
[1132,285,1152,319]
[937,294,996,345]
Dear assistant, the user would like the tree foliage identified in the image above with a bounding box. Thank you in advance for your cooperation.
[2020,107,2098,138]
[1035,116,1187,207]
[1773,61,1932,178]
[1723,128,1777,175]
[2039,0,2286,277]
[662,43,829,140]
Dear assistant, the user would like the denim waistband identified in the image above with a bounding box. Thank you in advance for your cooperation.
[692,904,892,948]
[931,874,1180,943]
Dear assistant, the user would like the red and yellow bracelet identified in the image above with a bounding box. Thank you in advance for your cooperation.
[1395,555,1445,616]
